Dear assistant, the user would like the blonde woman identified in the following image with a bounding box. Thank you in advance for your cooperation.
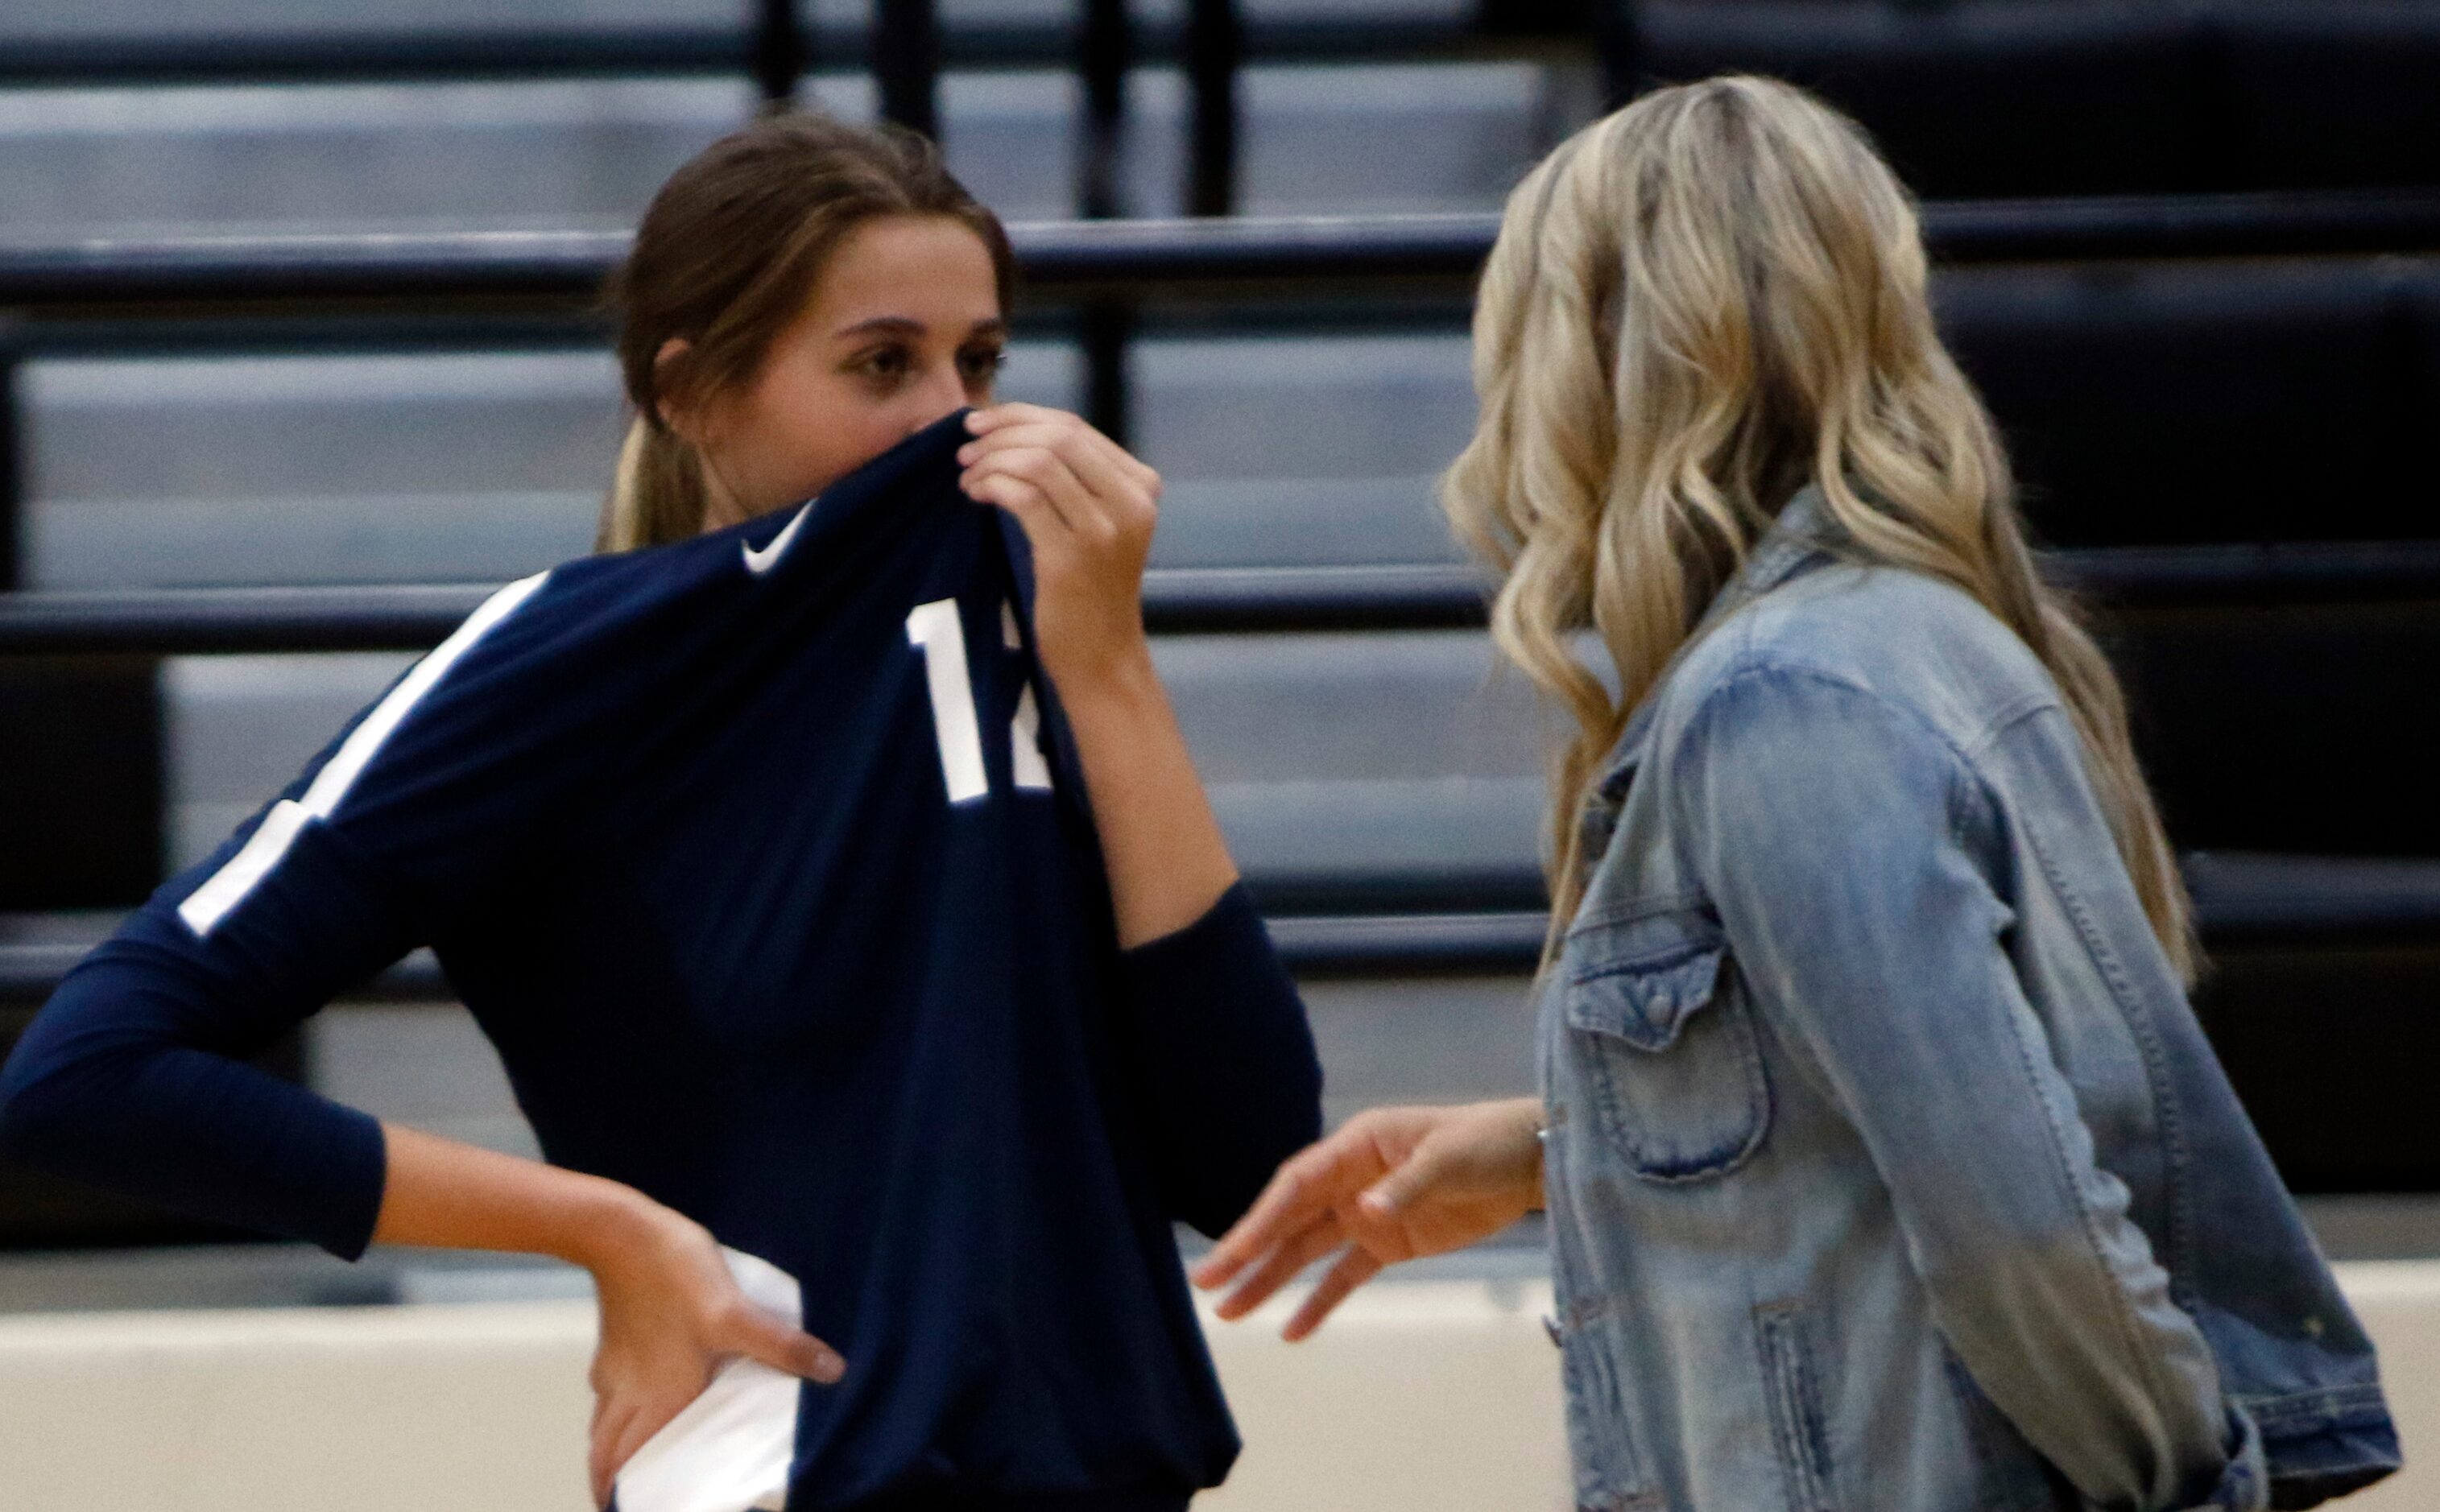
[1195,77,2397,1510]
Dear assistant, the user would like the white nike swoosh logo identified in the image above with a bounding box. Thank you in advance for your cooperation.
[741,500,815,576]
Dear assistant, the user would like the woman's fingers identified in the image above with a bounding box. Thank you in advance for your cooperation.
[963,400,1057,433]
[584,1319,840,1511]
[718,1303,848,1386]
[1194,1130,1379,1290]
[1192,1153,1324,1290]
[962,461,1080,537]
[962,444,1111,542]
[957,404,1164,690]
[589,1398,639,1508]
[589,1386,693,1506]
[969,402,1155,476]
[963,471,1094,585]
[607,1394,689,1503]
[961,423,1154,524]
[961,436,1152,561]
[961,402,1142,485]
[963,406,1162,508]
[1283,1247,1386,1343]
[1212,1210,1347,1321]
[1358,1131,1458,1219]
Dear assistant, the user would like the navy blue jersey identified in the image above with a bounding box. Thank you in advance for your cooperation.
[0,411,1324,1511]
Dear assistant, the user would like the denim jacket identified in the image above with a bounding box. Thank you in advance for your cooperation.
[1537,491,2400,1512]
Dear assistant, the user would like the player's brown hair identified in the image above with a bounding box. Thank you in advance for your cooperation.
[598,113,1015,552]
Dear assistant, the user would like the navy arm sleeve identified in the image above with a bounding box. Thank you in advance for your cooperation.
[0,823,413,1259]
[1111,882,1324,1237]
[0,570,602,1261]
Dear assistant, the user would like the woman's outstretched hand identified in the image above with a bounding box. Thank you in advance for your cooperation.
[957,403,1160,692]
[583,1201,845,1509]
[1190,1098,1546,1341]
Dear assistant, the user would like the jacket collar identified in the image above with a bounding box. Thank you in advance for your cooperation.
[1594,485,1838,801]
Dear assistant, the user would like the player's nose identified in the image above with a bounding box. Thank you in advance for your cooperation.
[907,365,970,436]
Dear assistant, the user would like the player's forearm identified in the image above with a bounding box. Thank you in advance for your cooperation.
[1052,644,1240,948]
[371,1119,658,1272]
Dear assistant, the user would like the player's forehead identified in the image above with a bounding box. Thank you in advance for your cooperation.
[809,214,1003,339]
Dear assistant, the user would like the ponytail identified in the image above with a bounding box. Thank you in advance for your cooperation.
[596,416,710,554]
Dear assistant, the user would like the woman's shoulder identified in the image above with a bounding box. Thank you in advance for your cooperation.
[1655,560,2062,762]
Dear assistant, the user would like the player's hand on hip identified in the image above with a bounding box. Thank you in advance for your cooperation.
[1190,1099,1546,1341]
[582,1200,844,1509]
[957,403,1161,690]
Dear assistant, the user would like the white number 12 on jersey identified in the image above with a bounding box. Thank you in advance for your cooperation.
[907,598,1054,805]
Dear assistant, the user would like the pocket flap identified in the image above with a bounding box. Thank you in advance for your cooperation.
[1564,926,1729,1053]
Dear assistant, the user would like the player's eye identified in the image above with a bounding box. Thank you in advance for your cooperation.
[958,345,1007,384]
[853,345,913,386]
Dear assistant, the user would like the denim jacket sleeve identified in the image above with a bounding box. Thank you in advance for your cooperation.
[1671,665,2244,1512]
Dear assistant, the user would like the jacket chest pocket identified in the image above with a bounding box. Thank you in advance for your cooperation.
[1562,912,1772,1184]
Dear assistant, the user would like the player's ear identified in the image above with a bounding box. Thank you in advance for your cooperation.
[653,337,713,447]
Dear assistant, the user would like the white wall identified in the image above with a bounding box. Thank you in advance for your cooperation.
[0,1266,2426,1512]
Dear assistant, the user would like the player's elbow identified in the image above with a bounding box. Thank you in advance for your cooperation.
[0,1014,143,1177]
[0,1048,89,1173]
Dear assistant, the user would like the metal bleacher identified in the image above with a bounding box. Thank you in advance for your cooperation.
[2,0,2438,1270]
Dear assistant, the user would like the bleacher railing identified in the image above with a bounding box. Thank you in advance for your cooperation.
[0,0,1318,221]
[10,192,2440,308]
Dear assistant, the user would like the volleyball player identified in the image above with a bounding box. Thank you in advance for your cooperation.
[0,114,1321,1512]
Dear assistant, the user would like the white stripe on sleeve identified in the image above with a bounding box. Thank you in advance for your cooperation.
[177,571,551,938]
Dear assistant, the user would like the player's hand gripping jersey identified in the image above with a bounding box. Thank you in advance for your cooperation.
[0,411,1324,1512]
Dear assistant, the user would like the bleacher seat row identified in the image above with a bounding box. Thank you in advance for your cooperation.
[1631,0,2440,200]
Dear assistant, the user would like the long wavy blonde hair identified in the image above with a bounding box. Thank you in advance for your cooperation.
[1442,75,2195,981]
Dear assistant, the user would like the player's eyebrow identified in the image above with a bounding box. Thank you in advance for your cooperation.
[836,316,1008,340]
[837,316,924,338]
